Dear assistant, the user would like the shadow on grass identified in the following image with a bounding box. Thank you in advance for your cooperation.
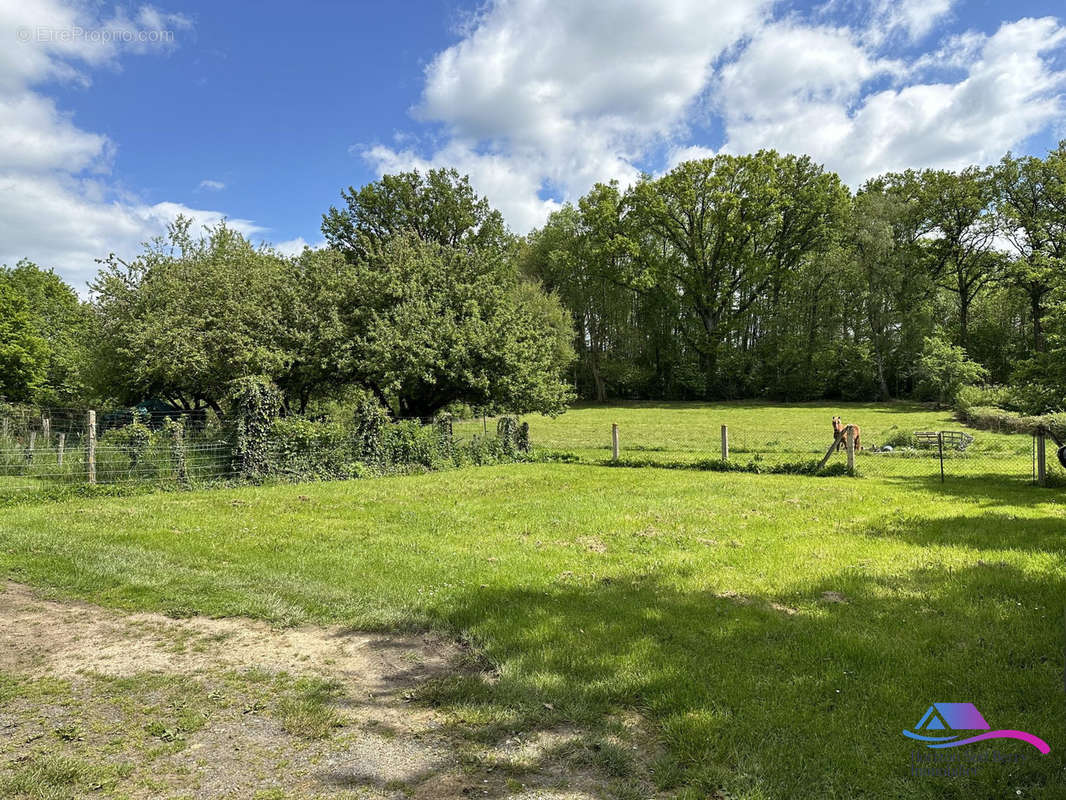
[423,543,1065,799]
[879,474,1059,507]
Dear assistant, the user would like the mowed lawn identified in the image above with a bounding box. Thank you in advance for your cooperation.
[2,404,1064,798]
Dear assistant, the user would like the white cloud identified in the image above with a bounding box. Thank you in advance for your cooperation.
[197,179,225,191]
[371,1,1066,235]
[0,171,263,288]
[0,1,257,289]
[665,144,718,170]
[871,0,954,43]
[273,236,326,257]
[0,91,110,172]
[366,0,773,231]
[719,17,1066,185]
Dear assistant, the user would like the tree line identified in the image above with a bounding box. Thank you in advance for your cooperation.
[523,146,1066,412]
[3,148,1065,417]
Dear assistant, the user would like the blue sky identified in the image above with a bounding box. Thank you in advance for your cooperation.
[4,0,1066,287]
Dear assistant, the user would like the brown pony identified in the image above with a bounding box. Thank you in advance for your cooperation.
[832,416,862,451]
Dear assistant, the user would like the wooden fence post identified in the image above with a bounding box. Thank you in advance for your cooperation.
[611,423,620,461]
[1037,428,1047,487]
[86,410,97,485]
[57,433,65,466]
[41,417,50,443]
[845,426,855,473]
[721,425,729,461]
[27,431,36,462]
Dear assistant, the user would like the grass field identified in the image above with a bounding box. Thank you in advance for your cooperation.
[496,401,1047,482]
[2,403,1064,798]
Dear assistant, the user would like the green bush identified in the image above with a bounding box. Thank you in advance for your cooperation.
[381,421,449,470]
[269,417,362,480]
[602,457,854,477]
[955,384,1011,412]
[956,405,1066,440]
[230,376,283,478]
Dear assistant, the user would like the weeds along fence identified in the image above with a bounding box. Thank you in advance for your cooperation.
[0,404,234,495]
[589,421,1061,486]
[0,403,531,498]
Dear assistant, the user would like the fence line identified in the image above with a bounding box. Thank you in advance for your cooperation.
[0,405,528,497]
[596,421,1053,484]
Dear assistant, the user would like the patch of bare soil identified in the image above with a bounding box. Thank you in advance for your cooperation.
[0,583,642,799]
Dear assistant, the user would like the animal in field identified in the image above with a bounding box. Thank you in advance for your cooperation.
[832,416,862,451]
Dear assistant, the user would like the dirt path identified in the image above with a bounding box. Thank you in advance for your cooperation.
[0,583,620,799]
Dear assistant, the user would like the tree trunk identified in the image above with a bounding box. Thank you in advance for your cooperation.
[958,298,969,350]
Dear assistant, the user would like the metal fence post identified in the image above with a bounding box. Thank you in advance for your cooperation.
[721,425,729,461]
[845,426,855,473]
[86,410,97,485]
[611,423,620,461]
[937,432,945,483]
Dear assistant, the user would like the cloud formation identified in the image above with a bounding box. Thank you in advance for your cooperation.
[0,1,251,288]
[367,0,773,232]
[366,0,1066,233]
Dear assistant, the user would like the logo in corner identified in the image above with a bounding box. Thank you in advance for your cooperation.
[903,702,1049,753]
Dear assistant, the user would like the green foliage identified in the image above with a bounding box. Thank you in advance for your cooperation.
[955,384,1012,411]
[229,376,283,479]
[228,402,531,483]
[100,414,152,469]
[916,335,988,407]
[161,417,188,483]
[1007,350,1066,414]
[268,416,366,480]
[322,167,511,259]
[956,405,1066,440]
[602,456,853,477]
[627,151,849,394]
[1,261,94,405]
[0,280,47,402]
[333,233,575,417]
[91,218,291,412]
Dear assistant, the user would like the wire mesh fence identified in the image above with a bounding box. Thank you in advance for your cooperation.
[0,440,236,494]
[0,405,531,498]
[3,401,1057,495]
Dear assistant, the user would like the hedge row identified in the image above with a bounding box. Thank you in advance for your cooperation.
[228,378,534,482]
[262,415,532,481]
[955,405,1066,440]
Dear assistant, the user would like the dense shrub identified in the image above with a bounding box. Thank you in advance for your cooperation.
[100,414,152,469]
[230,376,283,478]
[268,417,366,480]
[955,405,1066,440]
[955,384,1011,411]
[879,427,916,449]
[246,409,533,482]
